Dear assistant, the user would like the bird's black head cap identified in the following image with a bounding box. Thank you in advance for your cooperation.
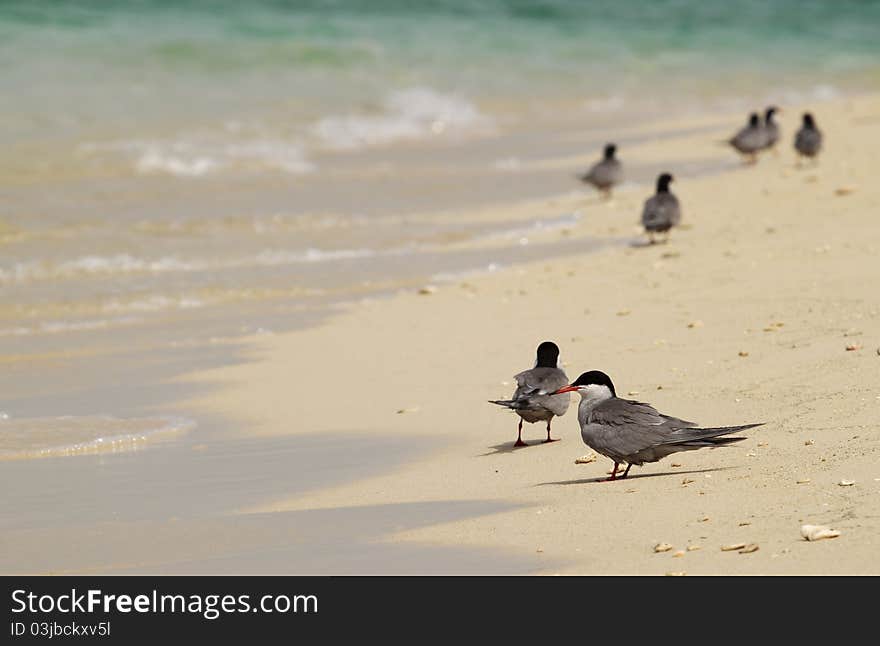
[748,112,759,127]
[535,341,560,368]
[765,106,778,122]
[656,172,674,193]
[603,143,617,160]
[803,112,816,128]
[570,370,616,396]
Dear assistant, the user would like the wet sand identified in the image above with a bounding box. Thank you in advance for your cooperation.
[4,94,879,575]
[182,94,880,574]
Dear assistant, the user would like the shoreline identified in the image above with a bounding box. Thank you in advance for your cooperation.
[3,92,878,575]
[183,93,880,574]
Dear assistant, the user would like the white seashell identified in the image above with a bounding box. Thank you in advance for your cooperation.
[654,542,673,553]
[574,453,597,464]
[838,479,855,487]
[801,524,841,541]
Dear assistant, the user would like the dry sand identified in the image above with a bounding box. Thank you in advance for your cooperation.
[183,95,880,575]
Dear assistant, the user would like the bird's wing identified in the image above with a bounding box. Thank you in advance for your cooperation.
[585,398,698,458]
[642,195,679,226]
[591,398,695,428]
[513,367,568,397]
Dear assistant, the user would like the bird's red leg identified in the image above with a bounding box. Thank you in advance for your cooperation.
[514,418,527,447]
[620,463,633,479]
[602,462,619,482]
[542,419,559,443]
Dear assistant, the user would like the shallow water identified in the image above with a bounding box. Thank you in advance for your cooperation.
[4,1,878,360]
[2,0,878,572]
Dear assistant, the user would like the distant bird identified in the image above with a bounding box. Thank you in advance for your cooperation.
[761,106,781,154]
[641,172,680,244]
[794,112,822,164]
[553,371,762,481]
[579,143,623,199]
[489,341,570,447]
[727,113,766,163]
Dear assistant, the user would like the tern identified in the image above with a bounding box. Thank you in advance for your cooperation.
[761,106,781,154]
[489,341,571,447]
[794,112,822,164]
[727,113,766,164]
[579,143,623,199]
[641,172,680,244]
[553,370,762,480]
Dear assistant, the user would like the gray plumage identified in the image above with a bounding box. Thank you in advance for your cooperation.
[491,367,570,423]
[794,113,822,159]
[580,397,761,467]
[728,113,766,159]
[558,371,762,479]
[761,107,780,151]
[489,341,570,446]
[580,144,622,197]
[641,173,680,236]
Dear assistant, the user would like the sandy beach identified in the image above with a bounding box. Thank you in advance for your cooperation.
[4,0,880,577]
[158,94,879,575]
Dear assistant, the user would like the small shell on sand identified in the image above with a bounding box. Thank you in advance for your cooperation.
[721,542,747,552]
[804,439,815,446]
[738,351,749,357]
[801,525,841,541]
[417,285,437,295]
[654,542,673,553]
[616,309,631,316]
[686,545,701,552]
[740,544,760,554]
[665,571,686,576]
[672,550,685,558]
[845,344,862,351]
[687,320,704,328]
[574,453,597,464]
[838,479,855,487]
[796,478,811,484]
[834,185,857,196]
[395,407,420,414]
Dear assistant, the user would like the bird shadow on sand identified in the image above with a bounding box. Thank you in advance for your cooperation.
[536,465,736,486]
[628,238,668,249]
[477,439,563,457]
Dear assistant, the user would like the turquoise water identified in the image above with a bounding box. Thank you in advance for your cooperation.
[2,0,879,145]
[1,1,879,427]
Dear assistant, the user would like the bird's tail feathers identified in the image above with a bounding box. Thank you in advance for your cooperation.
[666,422,764,446]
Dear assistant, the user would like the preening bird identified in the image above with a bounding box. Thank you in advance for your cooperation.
[553,370,763,481]
[489,341,570,447]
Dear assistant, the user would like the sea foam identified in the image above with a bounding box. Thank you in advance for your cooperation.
[0,415,195,460]
[312,87,492,150]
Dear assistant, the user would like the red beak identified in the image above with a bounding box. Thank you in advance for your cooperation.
[553,385,578,395]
